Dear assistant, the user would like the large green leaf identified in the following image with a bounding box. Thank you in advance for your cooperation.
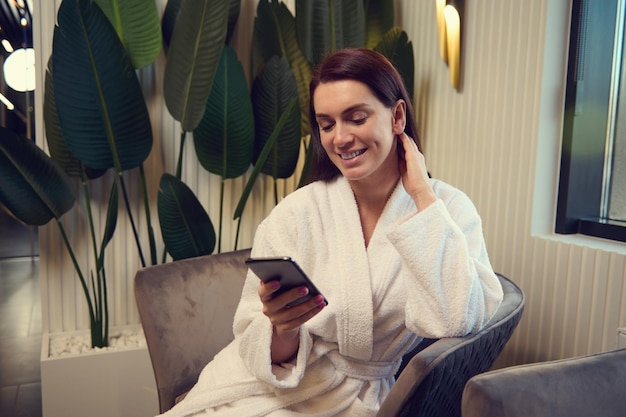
[93,0,162,69]
[44,58,106,180]
[295,0,365,64]
[251,56,301,179]
[374,27,415,101]
[0,127,75,226]
[52,0,153,173]
[157,173,216,260]
[364,0,395,49]
[162,0,238,51]
[234,98,298,220]
[252,0,311,136]
[163,0,229,132]
[193,46,254,179]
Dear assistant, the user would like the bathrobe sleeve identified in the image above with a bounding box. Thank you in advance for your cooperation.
[231,206,314,389]
[386,185,503,338]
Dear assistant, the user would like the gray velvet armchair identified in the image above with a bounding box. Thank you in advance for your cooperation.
[134,249,525,417]
[461,348,626,417]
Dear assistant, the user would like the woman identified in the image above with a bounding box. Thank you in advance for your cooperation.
[160,48,503,417]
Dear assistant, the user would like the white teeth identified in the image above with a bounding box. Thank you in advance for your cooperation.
[340,149,365,160]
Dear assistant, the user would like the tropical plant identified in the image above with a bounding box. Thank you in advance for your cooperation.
[245,0,415,197]
[0,125,116,348]
[0,0,226,347]
[0,0,414,349]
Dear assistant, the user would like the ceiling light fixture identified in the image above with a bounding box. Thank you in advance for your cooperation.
[3,47,35,92]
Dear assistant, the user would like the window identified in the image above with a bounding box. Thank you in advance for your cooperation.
[557,0,626,243]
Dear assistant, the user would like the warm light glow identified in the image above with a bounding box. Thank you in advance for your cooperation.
[444,5,461,89]
[0,92,15,110]
[3,48,36,92]
[2,39,13,53]
[436,0,447,62]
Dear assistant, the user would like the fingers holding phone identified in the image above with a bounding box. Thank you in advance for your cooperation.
[260,282,326,332]
[248,257,327,332]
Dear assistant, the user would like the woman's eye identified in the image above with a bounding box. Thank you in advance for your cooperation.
[320,123,335,132]
[350,112,368,125]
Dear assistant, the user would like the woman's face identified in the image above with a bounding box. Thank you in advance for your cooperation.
[313,80,405,184]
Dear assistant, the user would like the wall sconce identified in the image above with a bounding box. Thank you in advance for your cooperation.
[436,0,463,90]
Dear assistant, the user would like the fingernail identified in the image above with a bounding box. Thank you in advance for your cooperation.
[272,281,280,290]
[314,295,325,305]
[298,286,309,295]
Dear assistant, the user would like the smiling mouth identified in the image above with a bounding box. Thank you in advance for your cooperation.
[339,149,366,160]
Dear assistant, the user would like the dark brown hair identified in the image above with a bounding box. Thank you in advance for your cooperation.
[306,48,421,183]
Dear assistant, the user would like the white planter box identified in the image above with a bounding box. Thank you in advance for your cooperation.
[40,328,159,417]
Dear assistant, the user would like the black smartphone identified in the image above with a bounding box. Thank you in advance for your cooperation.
[245,256,328,307]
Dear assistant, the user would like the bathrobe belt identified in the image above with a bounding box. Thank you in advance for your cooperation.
[326,351,401,381]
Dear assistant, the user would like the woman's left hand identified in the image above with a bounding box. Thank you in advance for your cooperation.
[397,132,437,210]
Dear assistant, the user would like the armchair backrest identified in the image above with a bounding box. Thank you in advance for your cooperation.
[461,348,626,417]
[134,248,251,413]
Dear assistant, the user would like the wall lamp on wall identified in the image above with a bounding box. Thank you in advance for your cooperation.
[436,0,463,90]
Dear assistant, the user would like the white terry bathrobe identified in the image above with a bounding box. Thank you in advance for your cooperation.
[159,176,504,417]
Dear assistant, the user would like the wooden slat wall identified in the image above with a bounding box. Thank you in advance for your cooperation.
[400,0,626,366]
[35,0,626,366]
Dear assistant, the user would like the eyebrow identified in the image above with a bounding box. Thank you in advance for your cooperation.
[315,103,372,120]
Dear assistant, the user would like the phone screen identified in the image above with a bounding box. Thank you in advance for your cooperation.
[245,257,328,307]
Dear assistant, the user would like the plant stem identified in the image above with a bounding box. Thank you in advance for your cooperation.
[139,164,157,265]
[234,216,242,251]
[81,169,99,271]
[98,267,109,347]
[90,270,106,348]
[102,267,109,344]
[80,169,107,347]
[118,172,146,267]
[175,130,186,179]
[218,178,225,253]
[55,220,98,343]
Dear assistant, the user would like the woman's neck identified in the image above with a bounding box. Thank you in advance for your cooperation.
[350,175,398,209]
[349,171,400,247]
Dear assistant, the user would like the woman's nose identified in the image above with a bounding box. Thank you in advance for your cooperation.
[333,123,353,148]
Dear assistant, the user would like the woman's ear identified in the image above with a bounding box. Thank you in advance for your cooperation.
[392,99,407,134]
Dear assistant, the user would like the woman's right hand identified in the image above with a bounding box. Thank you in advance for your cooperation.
[397,132,437,210]
[258,280,326,363]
